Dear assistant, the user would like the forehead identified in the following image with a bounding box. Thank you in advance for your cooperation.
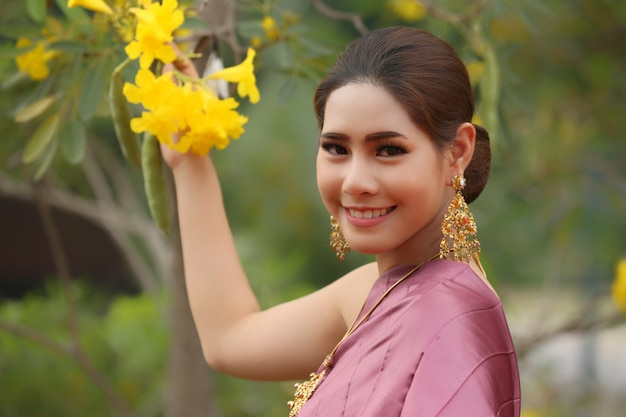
[322,83,417,135]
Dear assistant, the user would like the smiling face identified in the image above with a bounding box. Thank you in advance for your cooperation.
[316,83,455,269]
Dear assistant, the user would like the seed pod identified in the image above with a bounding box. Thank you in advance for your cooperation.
[142,132,170,235]
[109,62,141,169]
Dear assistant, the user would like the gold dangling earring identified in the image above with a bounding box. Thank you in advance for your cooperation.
[330,216,350,261]
[440,175,481,263]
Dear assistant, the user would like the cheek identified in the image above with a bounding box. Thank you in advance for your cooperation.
[316,153,335,212]
[316,155,342,215]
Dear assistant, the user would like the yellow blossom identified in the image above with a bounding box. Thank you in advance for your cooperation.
[15,38,57,81]
[209,48,260,104]
[466,61,485,86]
[124,69,249,156]
[261,16,280,41]
[125,0,184,68]
[611,259,626,313]
[390,0,426,22]
[251,36,262,49]
[67,0,113,15]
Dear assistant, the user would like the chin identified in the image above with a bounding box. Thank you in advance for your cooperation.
[349,243,389,256]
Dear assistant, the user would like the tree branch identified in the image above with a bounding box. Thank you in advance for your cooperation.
[82,149,161,294]
[11,183,137,417]
[311,0,368,36]
[32,181,79,337]
[0,319,135,417]
[0,173,168,261]
[516,306,625,357]
[420,1,486,27]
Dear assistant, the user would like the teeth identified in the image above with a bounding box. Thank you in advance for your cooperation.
[348,207,392,219]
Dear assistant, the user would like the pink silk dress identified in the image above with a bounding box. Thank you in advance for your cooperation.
[296,259,521,417]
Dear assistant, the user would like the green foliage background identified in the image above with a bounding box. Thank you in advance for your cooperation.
[0,0,625,416]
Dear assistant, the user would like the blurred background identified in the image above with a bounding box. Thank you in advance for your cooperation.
[0,0,625,416]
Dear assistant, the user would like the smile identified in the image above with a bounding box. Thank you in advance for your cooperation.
[347,207,395,219]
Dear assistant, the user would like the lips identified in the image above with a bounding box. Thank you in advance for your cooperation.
[347,206,395,219]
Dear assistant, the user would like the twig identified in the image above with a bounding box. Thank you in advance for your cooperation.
[197,0,244,62]
[516,308,625,357]
[0,173,169,265]
[420,1,486,27]
[32,182,78,337]
[0,319,135,417]
[22,182,136,417]
[0,319,71,356]
[311,0,368,36]
[82,148,161,293]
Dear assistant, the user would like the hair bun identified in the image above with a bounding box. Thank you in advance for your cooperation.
[463,124,491,204]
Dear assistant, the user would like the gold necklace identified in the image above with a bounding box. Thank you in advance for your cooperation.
[287,254,439,416]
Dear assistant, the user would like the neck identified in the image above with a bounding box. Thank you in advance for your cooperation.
[375,234,441,275]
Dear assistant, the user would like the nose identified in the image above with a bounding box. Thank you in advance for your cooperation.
[341,157,378,197]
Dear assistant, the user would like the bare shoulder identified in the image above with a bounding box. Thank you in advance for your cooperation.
[328,261,380,327]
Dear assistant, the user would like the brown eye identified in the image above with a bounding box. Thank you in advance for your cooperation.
[321,143,348,155]
[377,145,406,157]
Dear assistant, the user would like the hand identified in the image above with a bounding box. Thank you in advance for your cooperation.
[160,47,202,171]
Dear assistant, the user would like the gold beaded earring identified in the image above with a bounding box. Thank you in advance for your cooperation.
[440,175,481,263]
[330,216,350,261]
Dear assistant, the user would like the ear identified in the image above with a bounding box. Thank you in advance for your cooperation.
[444,122,475,176]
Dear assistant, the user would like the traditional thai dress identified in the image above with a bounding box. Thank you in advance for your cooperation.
[297,259,521,417]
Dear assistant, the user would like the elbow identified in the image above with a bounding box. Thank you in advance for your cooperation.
[201,343,230,374]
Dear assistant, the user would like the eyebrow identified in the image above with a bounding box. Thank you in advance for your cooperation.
[320,131,408,142]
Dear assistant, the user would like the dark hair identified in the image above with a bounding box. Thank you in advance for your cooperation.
[314,27,490,203]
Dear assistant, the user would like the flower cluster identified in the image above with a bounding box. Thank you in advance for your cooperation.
[68,0,113,15]
[15,37,57,81]
[124,68,248,155]
[119,0,259,155]
[612,259,626,313]
[125,0,184,69]
[390,0,426,22]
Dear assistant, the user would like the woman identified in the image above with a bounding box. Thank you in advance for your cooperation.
[164,26,521,416]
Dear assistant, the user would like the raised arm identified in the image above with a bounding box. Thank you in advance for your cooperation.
[161,59,378,381]
[168,154,379,380]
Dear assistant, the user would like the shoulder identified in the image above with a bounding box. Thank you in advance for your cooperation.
[398,260,512,347]
[409,259,500,312]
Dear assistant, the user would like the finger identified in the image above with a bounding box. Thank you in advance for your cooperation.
[167,42,199,78]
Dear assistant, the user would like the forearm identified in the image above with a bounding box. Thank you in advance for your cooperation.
[171,154,261,365]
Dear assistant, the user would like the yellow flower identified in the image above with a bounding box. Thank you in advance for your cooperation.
[209,48,260,104]
[390,0,426,22]
[125,0,184,68]
[15,38,57,81]
[67,0,113,15]
[261,16,280,41]
[251,36,262,49]
[611,259,626,313]
[124,69,249,156]
[466,61,485,86]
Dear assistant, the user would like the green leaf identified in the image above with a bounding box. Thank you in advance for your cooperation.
[0,23,41,39]
[78,59,108,121]
[49,41,90,54]
[22,113,61,164]
[53,0,89,21]
[14,95,57,123]
[1,72,26,90]
[60,119,86,164]
[26,0,47,23]
[33,135,60,181]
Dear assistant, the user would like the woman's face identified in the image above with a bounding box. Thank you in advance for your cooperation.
[316,83,453,266]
